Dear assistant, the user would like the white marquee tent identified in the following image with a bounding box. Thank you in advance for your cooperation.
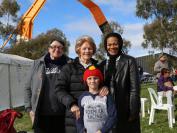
[0,53,33,111]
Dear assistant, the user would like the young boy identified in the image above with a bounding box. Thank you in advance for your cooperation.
[76,65,117,133]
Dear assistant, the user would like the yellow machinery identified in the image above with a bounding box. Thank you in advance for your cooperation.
[0,0,111,49]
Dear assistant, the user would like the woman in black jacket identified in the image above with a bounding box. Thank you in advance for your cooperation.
[99,32,141,133]
[55,35,107,133]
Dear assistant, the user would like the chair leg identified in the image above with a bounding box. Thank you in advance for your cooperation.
[149,107,155,125]
[168,107,173,128]
[152,108,155,123]
[147,103,150,114]
[172,107,175,124]
[149,107,153,125]
[141,101,145,117]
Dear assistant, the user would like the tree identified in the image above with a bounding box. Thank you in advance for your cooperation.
[95,21,131,61]
[136,0,177,51]
[0,0,20,43]
[5,28,70,59]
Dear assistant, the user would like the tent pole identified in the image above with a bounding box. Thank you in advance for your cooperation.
[8,64,12,109]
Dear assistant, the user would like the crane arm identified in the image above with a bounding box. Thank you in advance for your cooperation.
[78,0,112,34]
[18,0,46,39]
[0,0,46,49]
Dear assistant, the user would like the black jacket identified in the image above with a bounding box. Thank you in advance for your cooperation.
[99,54,141,133]
[55,57,98,133]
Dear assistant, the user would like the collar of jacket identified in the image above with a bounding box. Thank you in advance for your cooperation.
[74,57,98,68]
[105,54,127,79]
[38,53,48,63]
[37,53,71,63]
[106,55,121,70]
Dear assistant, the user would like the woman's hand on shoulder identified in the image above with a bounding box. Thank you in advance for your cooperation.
[99,86,109,96]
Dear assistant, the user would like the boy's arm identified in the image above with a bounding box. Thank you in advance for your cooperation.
[76,95,86,133]
[100,95,117,133]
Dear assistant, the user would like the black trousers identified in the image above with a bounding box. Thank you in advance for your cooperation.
[112,118,141,133]
[34,115,65,133]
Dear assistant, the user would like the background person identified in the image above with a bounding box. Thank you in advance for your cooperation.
[154,53,170,79]
[24,39,72,133]
[99,32,141,133]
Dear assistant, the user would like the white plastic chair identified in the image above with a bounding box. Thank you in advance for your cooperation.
[148,88,175,128]
[141,98,149,117]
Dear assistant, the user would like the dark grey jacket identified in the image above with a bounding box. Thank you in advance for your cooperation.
[24,56,45,114]
[24,54,71,126]
[99,54,141,133]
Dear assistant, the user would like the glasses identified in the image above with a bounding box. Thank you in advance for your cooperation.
[49,45,63,50]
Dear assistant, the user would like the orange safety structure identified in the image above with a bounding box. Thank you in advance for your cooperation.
[79,0,112,34]
[0,0,46,49]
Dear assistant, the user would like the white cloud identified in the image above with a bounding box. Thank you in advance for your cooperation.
[95,0,136,15]
[122,23,147,57]
[64,18,101,36]
[123,23,144,46]
[64,18,103,58]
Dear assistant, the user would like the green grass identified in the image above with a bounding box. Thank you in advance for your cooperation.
[140,82,177,133]
[14,107,32,132]
[14,82,177,132]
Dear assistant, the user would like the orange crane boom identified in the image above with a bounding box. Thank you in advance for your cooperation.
[18,0,46,40]
[1,0,110,49]
[78,0,112,34]
[0,0,46,49]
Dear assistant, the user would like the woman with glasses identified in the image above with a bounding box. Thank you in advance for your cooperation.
[24,39,72,133]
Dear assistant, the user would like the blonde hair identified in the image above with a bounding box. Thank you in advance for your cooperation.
[75,35,96,55]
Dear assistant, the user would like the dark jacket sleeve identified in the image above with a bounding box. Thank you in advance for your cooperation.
[101,94,117,133]
[55,64,76,109]
[129,57,140,118]
[76,95,85,133]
